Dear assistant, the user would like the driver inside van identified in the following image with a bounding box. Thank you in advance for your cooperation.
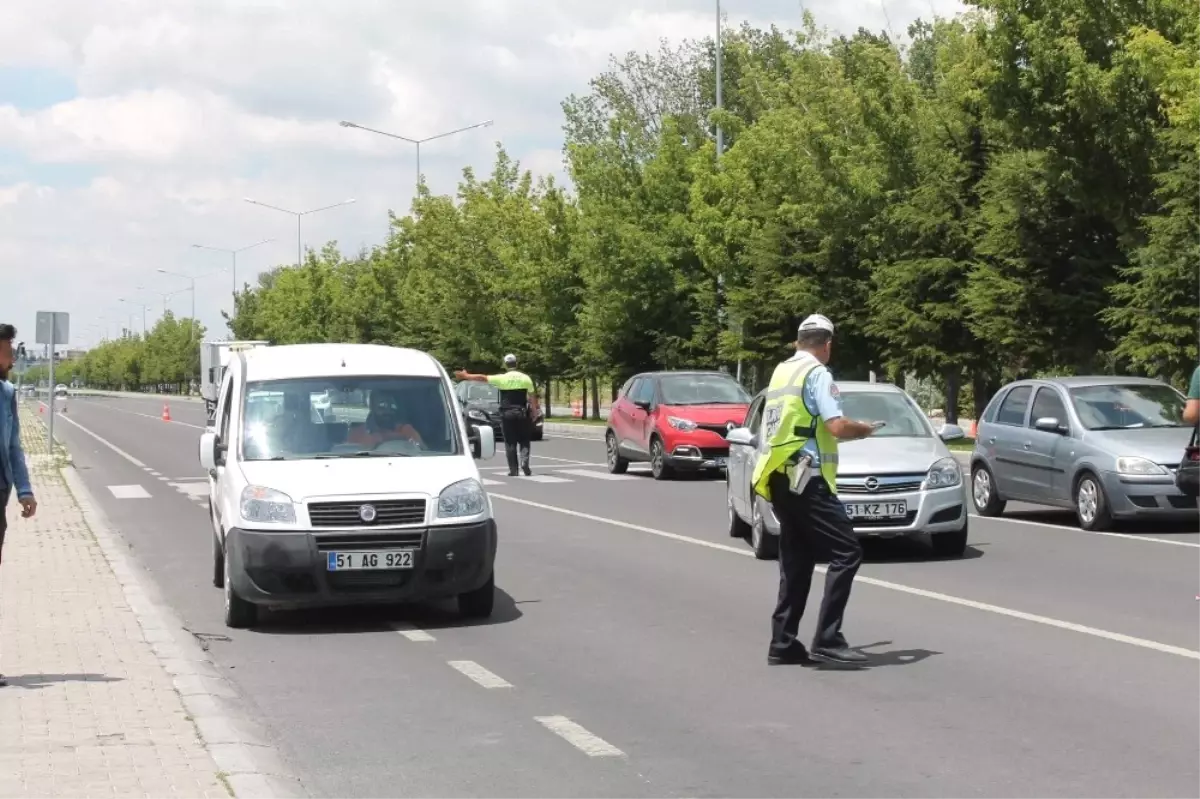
[347,388,425,449]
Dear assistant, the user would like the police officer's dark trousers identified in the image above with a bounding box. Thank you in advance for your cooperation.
[767,471,863,655]
[499,407,531,475]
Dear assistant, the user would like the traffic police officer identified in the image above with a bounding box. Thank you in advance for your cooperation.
[751,314,880,665]
[456,354,538,477]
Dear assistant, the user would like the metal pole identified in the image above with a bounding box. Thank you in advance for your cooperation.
[416,142,421,190]
[715,0,724,159]
[297,214,302,268]
[190,278,196,342]
[47,325,55,452]
[232,251,237,297]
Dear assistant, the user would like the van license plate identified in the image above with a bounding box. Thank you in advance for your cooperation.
[844,501,907,520]
[326,550,415,571]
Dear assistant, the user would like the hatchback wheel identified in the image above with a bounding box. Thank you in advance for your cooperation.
[650,437,674,481]
[605,431,629,474]
[1075,472,1114,531]
[750,501,778,560]
[971,464,1006,516]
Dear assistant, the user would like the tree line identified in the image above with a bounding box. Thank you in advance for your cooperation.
[71,1,1200,421]
[23,314,207,393]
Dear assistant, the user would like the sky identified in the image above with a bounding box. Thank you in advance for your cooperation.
[0,0,966,352]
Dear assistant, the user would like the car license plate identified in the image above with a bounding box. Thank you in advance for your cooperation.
[844,501,907,520]
[326,549,415,571]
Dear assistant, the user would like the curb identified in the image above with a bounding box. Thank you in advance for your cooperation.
[543,421,606,440]
[55,459,308,797]
[72,389,204,404]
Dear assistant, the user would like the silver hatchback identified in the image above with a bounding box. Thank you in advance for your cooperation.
[725,382,969,560]
[969,376,1197,530]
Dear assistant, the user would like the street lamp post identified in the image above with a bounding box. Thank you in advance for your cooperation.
[243,199,355,269]
[192,239,274,301]
[157,267,226,342]
[119,298,149,335]
[338,119,494,192]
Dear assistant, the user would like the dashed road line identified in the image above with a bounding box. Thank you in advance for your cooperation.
[107,484,151,499]
[534,716,624,757]
[522,474,572,484]
[393,624,436,642]
[481,478,504,487]
[558,469,636,482]
[490,493,1200,661]
[447,660,512,688]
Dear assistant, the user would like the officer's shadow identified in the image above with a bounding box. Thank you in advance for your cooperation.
[810,640,940,671]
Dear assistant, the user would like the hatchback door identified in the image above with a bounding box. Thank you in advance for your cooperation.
[987,385,1034,498]
[1023,386,1073,503]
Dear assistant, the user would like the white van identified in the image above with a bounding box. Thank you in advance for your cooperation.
[198,343,498,629]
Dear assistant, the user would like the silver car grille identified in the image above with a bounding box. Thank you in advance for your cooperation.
[838,473,926,494]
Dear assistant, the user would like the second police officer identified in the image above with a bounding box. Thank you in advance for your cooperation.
[456,354,538,477]
[751,314,883,666]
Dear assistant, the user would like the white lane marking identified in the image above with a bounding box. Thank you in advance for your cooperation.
[55,413,147,468]
[169,482,209,498]
[529,454,601,465]
[170,477,209,483]
[393,624,436,642]
[84,401,207,430]
[107,484,151,499]
[534,716,624,757]
[481,478,504,486]
[977,514,1200,548]
[490,493,1200,661]
[523,475,573,484]
[558,469,636,481]
[447,660,512,688]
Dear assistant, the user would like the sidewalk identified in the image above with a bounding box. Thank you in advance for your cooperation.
[0,409,260,798]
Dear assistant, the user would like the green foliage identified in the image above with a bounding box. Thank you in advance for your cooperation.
[63,314,206,391]
[220,3,1198,405]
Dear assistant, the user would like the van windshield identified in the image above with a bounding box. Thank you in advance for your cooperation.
[241,376,460,460]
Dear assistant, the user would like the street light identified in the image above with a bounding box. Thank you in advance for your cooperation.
[119,298,149,335]
[243,198,356,269]
[191,238,274,299]
[138,285,191,315]
[157,267,226,342]
[339,119,494,191]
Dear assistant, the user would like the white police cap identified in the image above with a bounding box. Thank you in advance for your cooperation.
[503,353,518,367]
[797,314,835,337]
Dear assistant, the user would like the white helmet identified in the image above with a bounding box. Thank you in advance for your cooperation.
[503,353,518,368]
[797,314,835,337]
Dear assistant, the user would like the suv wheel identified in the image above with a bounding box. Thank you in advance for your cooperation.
[1075,472,1114,531]
[605,430,629,474]
[650,437,674,481]
[971,464,1006,516]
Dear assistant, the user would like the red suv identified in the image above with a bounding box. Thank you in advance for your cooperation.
[606,371,751,480]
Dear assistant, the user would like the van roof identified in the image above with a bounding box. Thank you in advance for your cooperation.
[239,344,444,382]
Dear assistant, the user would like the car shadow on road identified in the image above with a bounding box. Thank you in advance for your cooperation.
[250,586,524,635]
[1001,509,1199,536]
[4,673,124,690]
[862,537,987,563]
[809,640,942,672]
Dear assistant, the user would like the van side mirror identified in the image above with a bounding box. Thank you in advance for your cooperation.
[199,430,219,470]
[471,424,496,460]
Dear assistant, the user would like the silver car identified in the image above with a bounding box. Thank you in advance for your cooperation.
[969,376,1197,530]
[725,381,969,560]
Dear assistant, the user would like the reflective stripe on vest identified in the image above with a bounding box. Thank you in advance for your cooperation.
[751,358,839,501]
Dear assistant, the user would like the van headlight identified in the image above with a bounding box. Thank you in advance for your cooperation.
[922,457,962,490]
[240,486,297,524]
[1115,456,1167,476]
[437,478,487,519]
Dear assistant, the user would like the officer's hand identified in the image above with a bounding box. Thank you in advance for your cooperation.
[454,370,468,380]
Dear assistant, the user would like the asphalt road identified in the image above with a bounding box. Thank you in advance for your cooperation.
[40,393,1200,798]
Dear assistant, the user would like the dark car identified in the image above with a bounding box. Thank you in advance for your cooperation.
[454,381,544,441]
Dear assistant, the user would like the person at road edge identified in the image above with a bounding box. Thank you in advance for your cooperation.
[1183,363,1199,426]
[456,355,538,477]
[0,323,37,688]
[752,314,880,666]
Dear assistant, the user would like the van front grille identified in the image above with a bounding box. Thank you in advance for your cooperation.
[307,499,426,527]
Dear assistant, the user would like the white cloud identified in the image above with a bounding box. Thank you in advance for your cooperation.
[0,0,965,349]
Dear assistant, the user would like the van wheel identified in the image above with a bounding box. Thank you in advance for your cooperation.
[222,546,257,629]
[605,431,629,474]
[971,464,1006,516]
[210,501,224,588]
[458,571,495,619]
[1075,472,1114,532]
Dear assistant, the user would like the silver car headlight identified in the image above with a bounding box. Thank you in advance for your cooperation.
[922,456,962,490]
[467,409,489,422]
[240,486,297,524]
[1115,456,1167,476]
[437,478,487,519]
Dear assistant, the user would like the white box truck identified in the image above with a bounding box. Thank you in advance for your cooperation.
[200,340,269,422]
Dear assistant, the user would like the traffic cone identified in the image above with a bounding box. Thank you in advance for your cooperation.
[162,403,171,422]
[38,402,43,415]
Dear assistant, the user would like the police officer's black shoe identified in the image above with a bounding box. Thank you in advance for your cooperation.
[522,465,532,476]
[810,644,869,664]
[767,646,812,665]
[508,470,518,477]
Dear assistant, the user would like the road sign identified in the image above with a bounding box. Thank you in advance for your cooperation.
[35,311,70,346]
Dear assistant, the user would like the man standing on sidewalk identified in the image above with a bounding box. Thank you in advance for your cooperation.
[0,323,37,687]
